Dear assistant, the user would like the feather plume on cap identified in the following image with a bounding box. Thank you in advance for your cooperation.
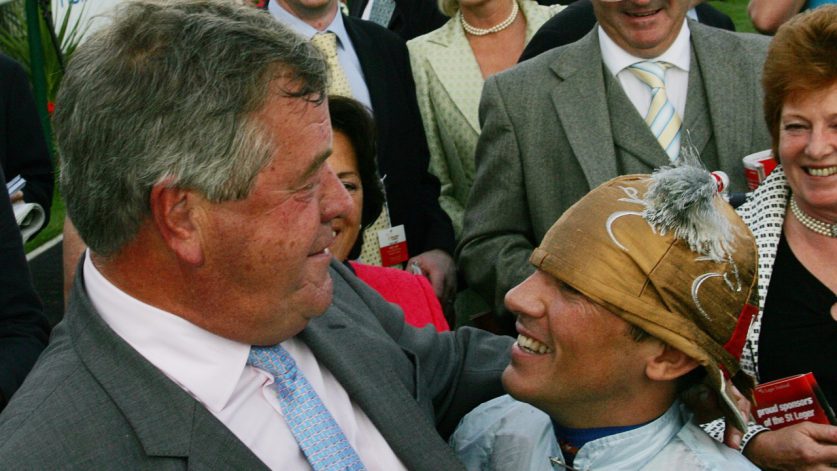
[642,141,737,262]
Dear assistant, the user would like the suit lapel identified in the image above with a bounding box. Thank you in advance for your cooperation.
[187,408,273,470]
[605,69,671,170]
[690,22,753,172]
[348,0,367,18]
[549,30,619,188]
[69,274,267,469]
[423,18,483,133]
[300,286,465,470]
[682,42,710,155]
[343,17,388,122]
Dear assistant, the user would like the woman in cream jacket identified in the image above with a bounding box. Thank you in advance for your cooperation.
[408,0,563,238]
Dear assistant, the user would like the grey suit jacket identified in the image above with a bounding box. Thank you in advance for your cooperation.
[0,260,511,469]
[457,22,771,316]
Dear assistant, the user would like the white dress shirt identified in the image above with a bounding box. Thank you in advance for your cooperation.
[599,19,691,123]
[83,253,405,470]
[269,1,373,109]
[360,0,375,21]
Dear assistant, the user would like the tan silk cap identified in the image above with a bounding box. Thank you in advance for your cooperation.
[530,174,758,432]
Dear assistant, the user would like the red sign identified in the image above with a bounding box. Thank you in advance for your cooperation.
[752,372,837,430]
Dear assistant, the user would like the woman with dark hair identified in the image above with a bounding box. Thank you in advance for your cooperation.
[733,6,837,468]
[327,96,449,331]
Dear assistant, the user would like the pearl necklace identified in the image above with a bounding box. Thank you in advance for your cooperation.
[790,197,837,238]
[460,1,519,36]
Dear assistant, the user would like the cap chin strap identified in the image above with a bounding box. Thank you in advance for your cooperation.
[724,303,758,360]
[710,368,749,434]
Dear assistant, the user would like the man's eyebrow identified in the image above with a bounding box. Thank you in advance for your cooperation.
[296,147,332,184]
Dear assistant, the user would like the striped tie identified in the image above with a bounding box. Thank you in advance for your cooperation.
[628,61,682,162]
[249,345,366,471]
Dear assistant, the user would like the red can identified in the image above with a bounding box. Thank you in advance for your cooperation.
[743,149,778,190]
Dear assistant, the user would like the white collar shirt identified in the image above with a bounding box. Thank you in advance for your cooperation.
[599,19,691,124]
[361,0,374,21]
[269,1,372,109]
[83,253,405,470]
[686,7,698,21]
[452,396,759,470]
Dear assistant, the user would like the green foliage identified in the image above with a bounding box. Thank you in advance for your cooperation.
[0,0,88,101]
[1,1,89,251]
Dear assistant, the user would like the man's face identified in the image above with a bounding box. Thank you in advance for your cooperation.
[501,270,656,426]
[195,94,351,346]
[276,0,336,24]
[593,0,690,59]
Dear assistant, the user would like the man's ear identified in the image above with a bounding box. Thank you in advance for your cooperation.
[149,183,205,266]
[645,343,700,382]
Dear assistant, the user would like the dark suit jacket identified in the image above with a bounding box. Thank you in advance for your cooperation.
[343,16,457,257]
[0,260,510,468]
[0,54,53,227]
[348,0,448,41]
[458,23,771,318]
[0,165,49,410]
[520,0,736,62]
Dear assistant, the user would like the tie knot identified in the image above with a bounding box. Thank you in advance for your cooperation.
[628,61,672,89]
[248,345,297,381]
[311,31,338,55]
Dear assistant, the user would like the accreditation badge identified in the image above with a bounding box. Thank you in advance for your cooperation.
[377,224,409,267]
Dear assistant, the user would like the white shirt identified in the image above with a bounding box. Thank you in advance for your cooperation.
[452,396,759,470]
[686,7,698,22]
[599,19,691,123]
[83,253,405,470]
[269,1,373,109]
[361,0,374,21]
[360,0,382,22]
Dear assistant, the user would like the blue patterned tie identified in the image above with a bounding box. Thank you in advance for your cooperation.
[628,61,682,162]
[368,0,396,27]
[249,345,366,471]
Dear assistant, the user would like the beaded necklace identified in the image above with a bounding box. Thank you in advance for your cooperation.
[460,1,519,36]
[790,197,837,238]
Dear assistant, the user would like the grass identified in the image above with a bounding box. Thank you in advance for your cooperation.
[708,0,756,33]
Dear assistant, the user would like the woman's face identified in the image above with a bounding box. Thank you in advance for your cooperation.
[779,82,837,221]
[328,131,364,261]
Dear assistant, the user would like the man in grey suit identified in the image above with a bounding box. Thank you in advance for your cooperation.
[457,0,771,327]
[0,1,509,468]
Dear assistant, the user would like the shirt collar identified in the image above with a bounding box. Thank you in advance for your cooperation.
[269,0,351,51]
[571,401,687,469]
[599,19,691,76]
[82,252,250,413]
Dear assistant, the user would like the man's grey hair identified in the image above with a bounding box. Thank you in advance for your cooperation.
[56,0,327,256]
